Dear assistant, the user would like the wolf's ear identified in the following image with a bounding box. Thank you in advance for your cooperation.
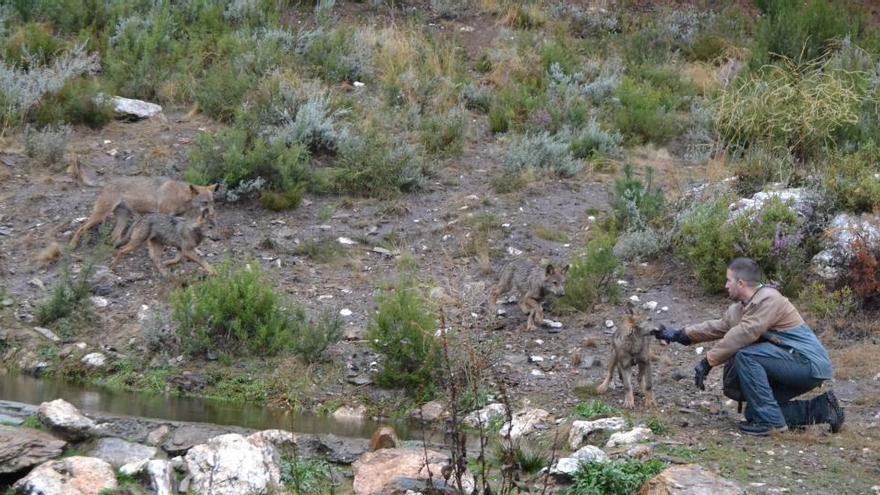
[189,184,199,196]
[207,183,218,192]
[545,264,556,276]
[562,264,570,274]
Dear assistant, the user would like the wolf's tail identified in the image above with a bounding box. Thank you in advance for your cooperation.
[68,155,103,187]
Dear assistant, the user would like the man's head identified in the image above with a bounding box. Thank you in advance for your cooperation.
[725,257,762,301]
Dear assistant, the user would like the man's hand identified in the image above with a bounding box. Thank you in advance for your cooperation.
[694,357,712,390]
[651,324,692,345]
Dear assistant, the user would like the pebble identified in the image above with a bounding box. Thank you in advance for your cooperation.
[629,295,640,302]
[339,308,353,317]
[605,320,615,328]
[507,246,523,256]
[695,346,704,355]
[642,301,658,311]
[337,237,356,245]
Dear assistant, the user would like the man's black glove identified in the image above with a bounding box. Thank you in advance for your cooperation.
[651,324,692,345]
[694,357,712,390]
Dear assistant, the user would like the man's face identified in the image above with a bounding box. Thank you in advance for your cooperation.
[725,269,745,301]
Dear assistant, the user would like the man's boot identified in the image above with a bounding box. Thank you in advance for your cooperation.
[810,390,845,433]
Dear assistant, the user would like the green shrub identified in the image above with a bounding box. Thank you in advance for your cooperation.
[3,22,63,69]
[259,183,306,211]
[461,83,492,113]
[611,164,665,230]
[489,169,530,194]
[280,456,334,494]
[419,107,467,156]
[564,121,623,160]
[196,65,255,123]
[294,238,345,264]
[296,25,373,84]
[37,259,94,326]
[730,146,798,196]
[171,262,340,360]
[31,78,115,129]
[676,195,809,294]
[103,9,179,102]
[821,144,880,213]
[565,459,667,495]
[751,0,865,66]
[646,417,667,435]
[613,228,666,262]
[334,122,428,198]
[613,77,683,145]
[368,270,440,393]
[560,232,622,312]
[687,32,728,62]
[798,283,857,321]
[675,196,737,291]
[573,401,621,420]
[716,58,863,158]
[505,131,581,177]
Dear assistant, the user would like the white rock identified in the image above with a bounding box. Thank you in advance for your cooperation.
[89,296,108,308]
[531,369,545,376]
[119,459,147,477]
[81,353,107,368]
[529,355,544,363]
[812,213,880,280]
[573,445,610,463]
[696,347,704,355]
[13,456,117,495]
[500,408,549,440]
[661,306,669,312]
[616,279,628,285]
[337,237,356,245]
[145,459,174,495]
[549,446,609,477]
[642,301,658,311]
[88,437,156,468]
[534,339,544,345]
[629,295,640,303]
[38,399,97,441]
[606,427,654,447]
[33,326,60,342]
[507,246,523,256]
[568,417,626,449]
[333,404,368,422]
[353,81,365,87]
[605,320,615,328]
[543,319,563,328]
[185,433,283,495]
[463,403,507,428]
[104,95,163,118]
[339,308,353,317]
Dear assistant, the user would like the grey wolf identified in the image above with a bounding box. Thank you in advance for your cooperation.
[487,260,568,331]
[70,172,217,248]
[110,207,215,277]
[597,302,655,409]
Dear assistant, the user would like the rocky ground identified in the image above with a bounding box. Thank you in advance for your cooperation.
[2,110,879,493]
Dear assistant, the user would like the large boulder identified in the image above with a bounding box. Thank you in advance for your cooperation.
[640,464,746,494]
[812,213,880,280]
[184,433,283,495]
[568,417,626,449]
[38,399,99,441]
[145,459,174,495]
[88,437,158,468]
[352,447,475,495]
[13,456,117,495]
[728,188,816,222]
[162,423,240,456]
[500,408,549,440]
[549,445,609,477]
[0,425,67,473]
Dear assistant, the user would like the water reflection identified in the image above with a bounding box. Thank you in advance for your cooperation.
[0,373,430,440]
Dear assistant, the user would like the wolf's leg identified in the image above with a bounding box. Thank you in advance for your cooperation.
[111,240,140,272]
[110,206,131,245]
[519,297,541,331]
[163,252,183,266]
[596,354,617,394]
[620,363,635,409]
[639,359,656,407]
[71,197,119,248]
[147,240,170,277]
[183,249,216,276]
[488,265,514,316]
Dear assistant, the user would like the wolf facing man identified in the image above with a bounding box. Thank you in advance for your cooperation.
[653,257,843,436]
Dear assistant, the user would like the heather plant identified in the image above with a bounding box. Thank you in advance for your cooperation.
[820,143,880,214]
[419,106,467,156]
[31,77,114,129]
[560,232,623,312]
[562,120,623,160]
[611,164,665,230]
[613,77,684,145]
[505,131,581,177]
[23,123,71,168]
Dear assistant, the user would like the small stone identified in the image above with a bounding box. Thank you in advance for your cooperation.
[353,81,365,87]
[629,295,640,303]
[81,352,107,368]
[340,308,353,317]
[91,296,109,308]
[337,237,356,245]
[543,319,563,328]
[642,301,658,311]
[1,298,13,307]
[534,339,544,345]
[616,280,628,286]
[695,346,704,355]
[33,326,60,342]
[107,148,118,157]
[661,306,669,312]
[507,246,523,256]
[28,278,45,290]
[605,320,615,328]
[529,356,544,363]
[531,369,544,376]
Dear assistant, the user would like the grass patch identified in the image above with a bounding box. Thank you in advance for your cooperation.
[294,238,345,264]
[573,401,621,420]
[281,456,334,493]
[564,459,666,495]
[533,225,569,244]
[36,258,95,331]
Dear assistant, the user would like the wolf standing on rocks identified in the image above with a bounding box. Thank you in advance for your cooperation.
[653,257,843,436]
[487,259,568,331]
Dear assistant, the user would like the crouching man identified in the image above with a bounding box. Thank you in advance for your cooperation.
[652,257,844,436]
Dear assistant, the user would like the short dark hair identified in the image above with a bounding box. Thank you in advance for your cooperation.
[728,257,761,286]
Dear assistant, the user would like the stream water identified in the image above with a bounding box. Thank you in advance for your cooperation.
[0,372,434,441]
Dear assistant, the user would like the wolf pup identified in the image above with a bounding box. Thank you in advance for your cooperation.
[596,302,656,409]
[487,259,569,331]
[70,176,217,248]
[110,206,216,277]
